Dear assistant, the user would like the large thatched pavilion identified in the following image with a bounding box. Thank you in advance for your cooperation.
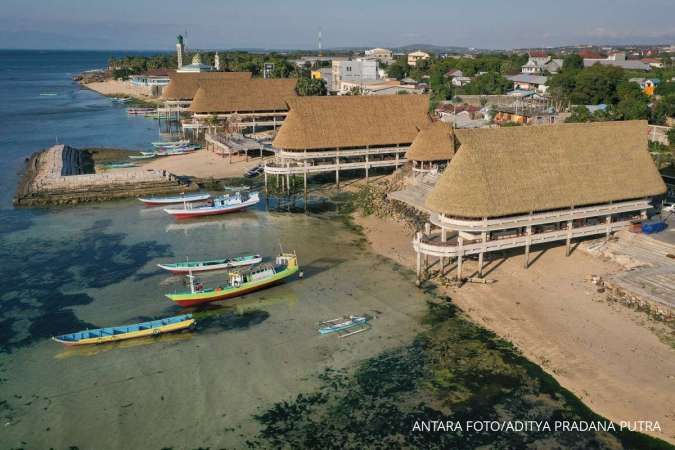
[266,95,431,200]
[161,71,252,120]
[189,78,297,134]
[405,121,455,177]
[413,120,666,283]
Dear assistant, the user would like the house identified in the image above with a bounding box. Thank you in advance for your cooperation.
[407,50,431,67]
[363,48,394,64]
[521,54,563,74]
[445,69,464,78]
[410,120,666,282]
[310,68,332,90]
[331,59,378,92]
[452,76,472,87]
[265,95,431,199]
[641,58,664,69]
[506,74,549,94]
[584,52,651,71]
[406,122,455,176]
[129,69,172,88]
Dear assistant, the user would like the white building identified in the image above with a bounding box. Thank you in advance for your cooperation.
[506,74,549,94]
[331,59,378,92]
[176,53,215,73]
[364,48,394,63]
[408,50,431,67]
[583,52,651,71]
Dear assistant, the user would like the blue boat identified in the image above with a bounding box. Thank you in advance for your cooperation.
[52,314,195,346]
[318,315,368,336]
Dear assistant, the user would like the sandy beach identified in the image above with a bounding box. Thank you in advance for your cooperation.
[354,212,675,444]
[82,79,162,104]
[141,150,269,179]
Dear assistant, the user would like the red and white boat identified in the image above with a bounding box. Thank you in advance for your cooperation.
[163,191,260,219]
[138,192,211,206]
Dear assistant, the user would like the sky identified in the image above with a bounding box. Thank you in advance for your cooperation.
[1,0,674,51]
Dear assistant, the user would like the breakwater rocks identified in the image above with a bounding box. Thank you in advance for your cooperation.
[14,145,198,207]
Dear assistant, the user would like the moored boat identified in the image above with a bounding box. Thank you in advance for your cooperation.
[318,315,368,335]
[138,192,211,206]
[129,154,157,160]
[166,252,299,307]
[127,107,156,115]
[52,314,195,346]
[163,191,259,219]
[152,139,189,148]
[101,162,137,169]
[158,254,262,274]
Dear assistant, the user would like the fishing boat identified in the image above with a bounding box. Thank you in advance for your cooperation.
[163,191,259,219]
[244,165,264,178]
[166,252,299,307]
[127,107,156,115]
[52,314,195,346]
[138,192,211,206]
[111,97,131,103]
[157,254,262,274]
[129,154,156,160]
[318,315,369,337]
[152,140,189,148]
[101,162,137,169]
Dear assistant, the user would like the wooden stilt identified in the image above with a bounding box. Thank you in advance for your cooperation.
[478,230,487,277]
[416,232,422,285]
[524,225,532,269]
[440,227,447,275]
[605,215,612,239]
[565,219,573,256]
[456,236,464,281]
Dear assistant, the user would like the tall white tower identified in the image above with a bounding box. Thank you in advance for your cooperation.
[318,29,323,57]
[176,35,185,69]
[214,52,221,71]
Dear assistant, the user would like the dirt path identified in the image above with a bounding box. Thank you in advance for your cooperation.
[354,213,675,444]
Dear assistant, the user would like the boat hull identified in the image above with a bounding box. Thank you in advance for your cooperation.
[157,256,262,274]
[167,265,298,307]
[53,318,195,346]
[139,193,211,206]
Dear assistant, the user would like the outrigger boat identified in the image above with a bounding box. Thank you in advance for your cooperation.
[52,314,195,346]
[101,162,137,169]
[163,191,259,219]
[158,254,262,274]
[138,192,211,206]
[129,154,157,160]
[152,140,189,148]
[127,107,156,115]
[318,315,369,337]
[166,252,299,307]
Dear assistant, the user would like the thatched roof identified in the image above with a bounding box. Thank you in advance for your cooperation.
[406,121,455,162]
[273,95,430,150]
[163,72,252,100]
[426,120,666,218]
[189,78,298,113]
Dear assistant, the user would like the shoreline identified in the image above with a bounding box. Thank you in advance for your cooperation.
[79,78,163,106]
[352,210,675,445]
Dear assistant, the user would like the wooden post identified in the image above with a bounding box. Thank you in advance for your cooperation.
[524,225,532,269]
[440,226,447,275]
[424,222,431,272]
[365,147,369,182]
[605,215,612,239]
[456,236,464,281]
[478,230,486,277]
[565,219,573,256]
[335,148,340,189]
[416,232,422,284]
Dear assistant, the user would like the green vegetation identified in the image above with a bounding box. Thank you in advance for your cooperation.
[249,299,673,449]
[296,77,327,96]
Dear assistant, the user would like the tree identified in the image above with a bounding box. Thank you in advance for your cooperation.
[613,81,650,120]
[569,64,624,105]
[462,72,511,95]
[295,77,327,96]
[652,93,675,125]
[667,127,675,147]
[562,54,584,71]
[386,61,409,80]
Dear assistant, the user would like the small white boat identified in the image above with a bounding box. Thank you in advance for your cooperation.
[164,192,260,219]
[129,154,157,160]
[157,254,263,274]
[138,192,211,206]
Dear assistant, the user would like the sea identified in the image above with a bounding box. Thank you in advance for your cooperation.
[0,51,667,449]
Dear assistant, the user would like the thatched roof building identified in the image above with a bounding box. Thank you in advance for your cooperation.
[163,72,252,100]
[426,120,666,218]
[273,95,430,150]
[406,121,455,162]
[190,78,297,113]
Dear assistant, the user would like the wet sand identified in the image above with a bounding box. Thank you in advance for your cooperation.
[354,212,675,444]
[0,203,429,449]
